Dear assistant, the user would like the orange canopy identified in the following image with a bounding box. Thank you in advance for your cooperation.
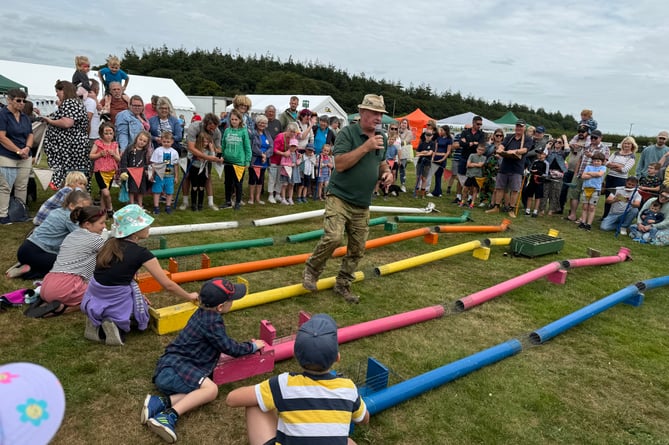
[394,108,435,147]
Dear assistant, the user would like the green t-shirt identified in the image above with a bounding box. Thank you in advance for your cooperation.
[328,124,387,208]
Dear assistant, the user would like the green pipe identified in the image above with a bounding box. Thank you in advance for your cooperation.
[286,217,388,243]
[394,211,471,224]
[151,238,274,259]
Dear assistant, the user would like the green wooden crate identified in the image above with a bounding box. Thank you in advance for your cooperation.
[510,234,564,258]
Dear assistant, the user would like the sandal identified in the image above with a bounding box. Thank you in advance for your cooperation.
[24,299,66,318]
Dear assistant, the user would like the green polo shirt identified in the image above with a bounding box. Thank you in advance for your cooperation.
[328,124,387,208]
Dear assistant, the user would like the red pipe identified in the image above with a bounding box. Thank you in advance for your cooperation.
[273,305,445,362]
[561,247,631,269]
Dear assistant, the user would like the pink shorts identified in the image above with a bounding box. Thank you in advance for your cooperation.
[40,272,88,307]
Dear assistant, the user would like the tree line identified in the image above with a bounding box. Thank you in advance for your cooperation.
[116,46,650,146]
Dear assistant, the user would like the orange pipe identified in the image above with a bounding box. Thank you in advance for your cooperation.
[142,226,436,292]
[434,219,511,233]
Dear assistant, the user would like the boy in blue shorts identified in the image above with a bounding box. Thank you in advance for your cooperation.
[150,131,180,214]
[142,278,265,443]
[227,313,370,445]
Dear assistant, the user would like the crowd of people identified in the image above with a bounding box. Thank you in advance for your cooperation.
[3,54,669,442]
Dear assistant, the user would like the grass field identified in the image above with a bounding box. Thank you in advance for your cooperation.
[1,172,668,445]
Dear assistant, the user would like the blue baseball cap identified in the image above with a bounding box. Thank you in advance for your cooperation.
[536,126,545,133]
[294,314,339,371]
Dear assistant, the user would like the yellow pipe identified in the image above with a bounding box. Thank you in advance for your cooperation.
[231,272,365,311]
[487,237,513,246]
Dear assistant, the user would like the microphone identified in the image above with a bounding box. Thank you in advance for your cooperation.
[374,124,383,154]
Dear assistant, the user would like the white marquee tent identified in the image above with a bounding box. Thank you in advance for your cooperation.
[0,59,195,118]
[226,94,348,124]
[437,112,501,132]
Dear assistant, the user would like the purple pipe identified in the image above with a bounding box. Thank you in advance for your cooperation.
[455,247,632,312]
[272,305,445,362]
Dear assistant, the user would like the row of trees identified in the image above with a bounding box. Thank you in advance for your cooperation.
[117,47,650,146]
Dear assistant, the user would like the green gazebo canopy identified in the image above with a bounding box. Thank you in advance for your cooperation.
[0,74,28,94]
[494,111,520,125]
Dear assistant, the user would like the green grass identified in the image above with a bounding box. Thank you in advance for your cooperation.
[1,171,668,445]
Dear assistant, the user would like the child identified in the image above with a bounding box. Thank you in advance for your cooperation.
[72,55,91,92]
[120,130,151,207]
[90,122,120,217]
[298,143,317,203]
[462,142,487,209]
[524,150,549,217]
[578,152,607,231]
[10,190,92,280]
[188,132,215,211]
[26,206,107,317]
[220,109,251,210]
[414,130,435,198]
[33,171,88,226]
[578,108,598,133]
[81,205,198,346]
[141,278,265,443]
[630,200,665,242]
[317,143,333,200]
[150,131,180,214]
[280,138,301,205]
[98,55,130,114]
[599,176,642,235]
[226,313,370,445]
[638,162,662,203]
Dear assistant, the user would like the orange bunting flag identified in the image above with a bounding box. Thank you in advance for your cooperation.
[253,166,262,178]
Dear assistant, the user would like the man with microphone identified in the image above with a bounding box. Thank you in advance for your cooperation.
[302,94,392,303]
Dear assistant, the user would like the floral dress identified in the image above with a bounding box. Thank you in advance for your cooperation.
[44,98,91,188]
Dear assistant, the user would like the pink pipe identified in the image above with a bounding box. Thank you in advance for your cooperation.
[273,305,445,362]
[561,247,631,269]
[455,262,562,311]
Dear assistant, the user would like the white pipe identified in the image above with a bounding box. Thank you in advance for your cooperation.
[252,210,325,227]
[370,202,437,214]
[149,221,239,235]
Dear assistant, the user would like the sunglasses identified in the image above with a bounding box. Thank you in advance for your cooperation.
[494,134,503,137]
[13,98,26,103]
[591,136,600,139]
[659,137,667,141]
[390,127,398,130]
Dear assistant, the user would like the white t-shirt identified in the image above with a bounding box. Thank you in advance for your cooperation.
[85,97,100,140]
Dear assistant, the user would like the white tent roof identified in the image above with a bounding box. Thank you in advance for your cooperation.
[437,112,501,131]
[227,94,348,124]
[0,59,195,118]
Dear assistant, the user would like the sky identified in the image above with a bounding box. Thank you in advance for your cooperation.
[2,0,668,136]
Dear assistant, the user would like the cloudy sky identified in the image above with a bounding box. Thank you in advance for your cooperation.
[3,0,667,136]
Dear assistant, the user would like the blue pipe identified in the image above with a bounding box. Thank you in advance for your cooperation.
[529,275,669,345]
[363,339,522,415]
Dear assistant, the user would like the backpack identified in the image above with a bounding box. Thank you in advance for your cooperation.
[8,196,29,222]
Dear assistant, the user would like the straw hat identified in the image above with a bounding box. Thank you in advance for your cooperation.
[357,94,387,113]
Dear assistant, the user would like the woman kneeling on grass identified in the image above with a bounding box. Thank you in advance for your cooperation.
[81,204,198,346]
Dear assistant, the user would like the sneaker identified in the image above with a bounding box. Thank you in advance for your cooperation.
[233,203,241,210]
[400,185,407,193]
[525,209,531,216]
[257,200,265,205]
[620,227,628,236]
[84,318,102,342]
[578,222,586,230]
[426,192,434,198]
[531,212,538,218]
[147,411,177,443]
[268,195,277,204]
[446,187,451,194]
[281,199,290,205]
[178,202,188,211]
[221,202,233,209]
[302,268,319,291]
[485,206,500,214]
[248,200,254,205]
[584,224,592,231]
[0,216,12,225]
[153,207,160,215]
[101,319,124,346]
[478,202,487,208]
[451,198,461,204]
[208,203,219,211]
[288,198,294,205]
[165,206,172,215]
[141,395,166,425]
[333,284,360,304]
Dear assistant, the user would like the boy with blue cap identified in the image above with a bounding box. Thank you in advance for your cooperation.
[226,313,370,444]
[142,278,265,443]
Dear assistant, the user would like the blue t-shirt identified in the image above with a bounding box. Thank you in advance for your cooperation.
[0,106,32,158]
[583,165,606,190]
[99,67,129,88]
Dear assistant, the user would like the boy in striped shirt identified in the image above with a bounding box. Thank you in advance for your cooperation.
[227,313,369,445]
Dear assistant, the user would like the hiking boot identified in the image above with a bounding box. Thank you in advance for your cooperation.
[84,318,102,342]
[302,268,319,291]
[101,319,124,346]
[485,206,500,214]
[333,284,360,304]
[147,411,177,443]
[141,395,167,425]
